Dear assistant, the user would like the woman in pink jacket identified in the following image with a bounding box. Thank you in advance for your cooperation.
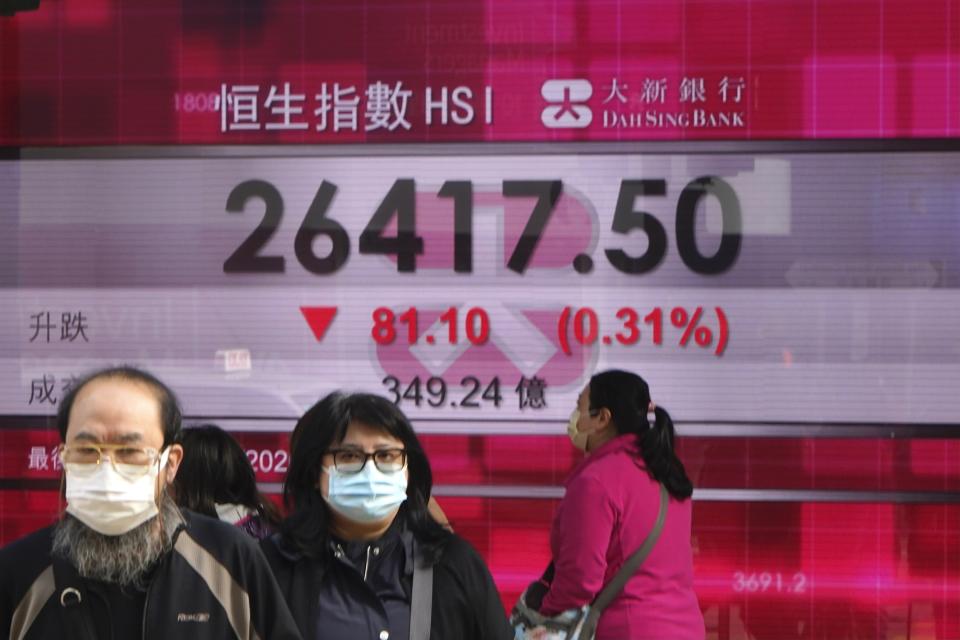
[538,369,705,639]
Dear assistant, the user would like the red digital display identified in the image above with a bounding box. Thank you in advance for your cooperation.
[2,1,959,637]
[2,1,959,144]
[2,427,957,638]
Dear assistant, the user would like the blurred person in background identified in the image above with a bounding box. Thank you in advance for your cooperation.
[173,423,282,540]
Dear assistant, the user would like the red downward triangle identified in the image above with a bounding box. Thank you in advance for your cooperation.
[300,306,338,343]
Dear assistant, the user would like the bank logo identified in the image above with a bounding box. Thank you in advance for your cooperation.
[540,79,593,128]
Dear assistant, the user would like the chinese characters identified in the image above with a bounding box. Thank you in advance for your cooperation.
[220,82,493,133]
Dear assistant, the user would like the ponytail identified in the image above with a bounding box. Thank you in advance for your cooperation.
[588,370,693,500]
[639,406,693,500]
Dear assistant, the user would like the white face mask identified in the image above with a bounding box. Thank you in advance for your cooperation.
[65,449,170,536]
[323,462,408,524]
[567,409,590,452]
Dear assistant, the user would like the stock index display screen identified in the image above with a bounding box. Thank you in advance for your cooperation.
[1,145,958,639]
[2,1,960,638]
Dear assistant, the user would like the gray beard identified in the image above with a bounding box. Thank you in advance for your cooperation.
[52,494,183,588]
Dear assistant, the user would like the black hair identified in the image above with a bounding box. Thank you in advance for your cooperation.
[282,392,450,560]
[172,424,282,527]
[588,369,693,500]
[57,366,182,448]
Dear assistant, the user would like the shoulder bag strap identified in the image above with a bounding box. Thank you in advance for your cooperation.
[408,541,434,640]
[584,483,669,624]
[50,555,100,640]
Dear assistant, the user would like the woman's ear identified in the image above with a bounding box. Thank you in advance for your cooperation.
[595,407,614,431]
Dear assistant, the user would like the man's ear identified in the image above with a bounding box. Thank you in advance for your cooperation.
[163,444,184,484]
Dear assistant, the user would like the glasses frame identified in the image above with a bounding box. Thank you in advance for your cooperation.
[325,447,407,475]
[58,443,164,479]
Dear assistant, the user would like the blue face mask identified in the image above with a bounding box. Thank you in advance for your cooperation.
[323,463,408,523]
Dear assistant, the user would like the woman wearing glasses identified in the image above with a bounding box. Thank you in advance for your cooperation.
[262,392,512,640]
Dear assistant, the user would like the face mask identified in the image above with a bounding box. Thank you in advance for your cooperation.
[567,409,590,452]
[323,463,408,523]
[65,449,169,536]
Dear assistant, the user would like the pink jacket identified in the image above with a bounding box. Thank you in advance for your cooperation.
[540,434,705,639]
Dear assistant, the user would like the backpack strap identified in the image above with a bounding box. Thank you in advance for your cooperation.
[578,483,669,637]
[408,540,434,640]
[50,555,100,640]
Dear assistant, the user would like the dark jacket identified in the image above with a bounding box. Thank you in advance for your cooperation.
[0,510,303,640]
[262,516,512,640]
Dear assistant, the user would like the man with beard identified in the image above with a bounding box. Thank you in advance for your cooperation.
[0,366,302,640]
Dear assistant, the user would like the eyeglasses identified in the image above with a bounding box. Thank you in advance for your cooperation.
[59,444,164,480]
[326,448,407,474]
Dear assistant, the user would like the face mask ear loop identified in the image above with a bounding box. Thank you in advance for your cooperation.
[154,447,172,543]
[58,464,67,522]
[155,447,167,501]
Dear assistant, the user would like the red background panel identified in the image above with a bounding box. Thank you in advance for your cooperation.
[2,0,960,144]
[1,426,958,638]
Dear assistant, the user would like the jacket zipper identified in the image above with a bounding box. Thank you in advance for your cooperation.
[142,579,152,640]
[363,545,372,581]
[144,517,184,639]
